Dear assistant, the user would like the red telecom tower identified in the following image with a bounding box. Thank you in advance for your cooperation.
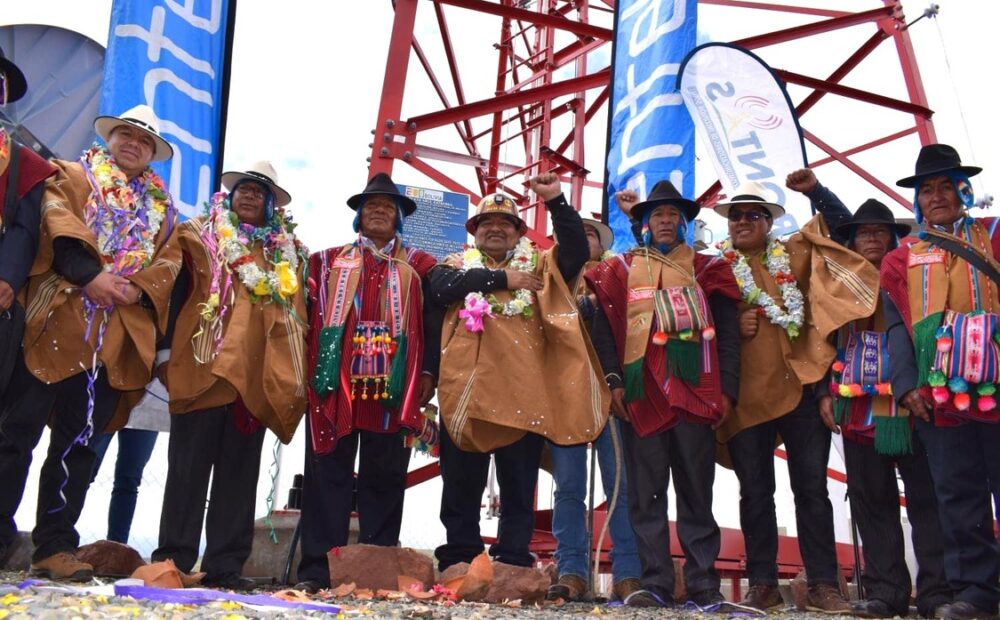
[366,0,936,246]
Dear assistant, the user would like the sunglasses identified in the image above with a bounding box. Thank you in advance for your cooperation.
[727,210,771,223]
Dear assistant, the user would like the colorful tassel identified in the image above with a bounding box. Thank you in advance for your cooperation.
[623,359,645,403]
[651,331,668,346]
[312,325,345,396]
[977,395,997,412]
[953,392,971,410]
[701,326,716,341]
[931,386,950,404]
[874,416,913,456]
[383,333,408,408]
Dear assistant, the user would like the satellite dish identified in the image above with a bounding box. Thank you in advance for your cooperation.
[0,24,104,160]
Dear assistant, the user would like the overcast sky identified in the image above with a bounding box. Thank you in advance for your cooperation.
[3,0,997,249]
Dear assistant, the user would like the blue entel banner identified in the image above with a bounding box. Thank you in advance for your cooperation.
[100,0,234,218]
[606,0,697,252]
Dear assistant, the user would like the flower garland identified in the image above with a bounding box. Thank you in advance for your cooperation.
[459,236,537,332]
[719,237,805,340]
[199,191,306,320]
[83,145,170,277]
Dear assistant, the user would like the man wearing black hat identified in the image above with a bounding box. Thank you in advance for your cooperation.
[294,172,440,593]
[788,168,952,619]
[881,144,999,620]
[0,104,180,580]
[0,47,58,569]
[584,181,741,608]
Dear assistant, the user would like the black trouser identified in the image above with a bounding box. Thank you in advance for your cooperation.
[0,353,120,561]
[844,432,951,615]
[152,405,265,578]
[621,418,721,601]
[728,388,840,586]
[435,425,543,572]
[296,424,412,585]
[915,418,1000,613]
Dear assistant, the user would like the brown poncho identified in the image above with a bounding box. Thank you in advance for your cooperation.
[165,217,308,443]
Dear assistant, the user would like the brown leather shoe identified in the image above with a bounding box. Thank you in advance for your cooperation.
[612,577,643,602]
[740,584,784,610]
[29,552,94,582]
[546,573,588,601]
[805,583,852,614]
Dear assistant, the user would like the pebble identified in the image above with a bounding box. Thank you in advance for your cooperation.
[2,571,873,619]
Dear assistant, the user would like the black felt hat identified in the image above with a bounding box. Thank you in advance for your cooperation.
[628,180,699,222]
[347,172,417,216]
[896,143,982,188]
[0,47,27,104]
[835,199,911,239]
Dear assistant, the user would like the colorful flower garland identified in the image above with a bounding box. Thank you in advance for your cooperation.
[198,191,306,328]
[84,145,170,277]
[459,236,537,332]
[719,237,805,340]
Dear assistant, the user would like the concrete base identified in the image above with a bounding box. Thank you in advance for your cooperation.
[242,510,360,583]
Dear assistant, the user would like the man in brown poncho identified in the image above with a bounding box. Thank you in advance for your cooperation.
[714,180,879,612]
[0,105,180,580]
[431,172,609,572]
[151,161,307,591]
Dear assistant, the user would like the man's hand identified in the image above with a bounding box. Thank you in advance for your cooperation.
[901,389,932,422]
[713,394,734,430]
[610,387,631,423]
[0,280,13,313]
[785,168,818,194]
[529,172,562,202]
[83,272,133,307]
[154,362,170,391]
[818,395,840,433]
[418,373,435,406]
[121,281,142,306]
[504,269,543,291]
[739,308,760,339]
[614,189,640,218]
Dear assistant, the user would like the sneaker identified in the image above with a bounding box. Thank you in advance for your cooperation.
[29,552,94,582]
[852,599,904,618]
[935,601,999,620]
[805,583,852,614]
[546,573,588,601]
[203,573,256,591]
[612,578,643,602]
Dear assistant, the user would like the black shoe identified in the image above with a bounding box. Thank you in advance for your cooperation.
[203,573,256,591]
[935,602,998,620]
[690,589,726,607]
[853,599,905,619]
[624,588,674,608]
[293,579,327,594]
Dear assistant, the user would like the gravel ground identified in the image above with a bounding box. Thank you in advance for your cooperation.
[1,571,876,619]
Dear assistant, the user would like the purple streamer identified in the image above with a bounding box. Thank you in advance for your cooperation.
[112,584,341,613]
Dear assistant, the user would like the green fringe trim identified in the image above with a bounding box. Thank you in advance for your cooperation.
[383,333,408,409]
[874,416,913,456]
[666,337,701,384]
[312,325,345,397]
[624,359,645,403]
[832,396,850,425]
[912,311,943,388]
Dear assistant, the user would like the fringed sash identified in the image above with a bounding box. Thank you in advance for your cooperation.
[623,245,714,401]
[312,241,413,407]
[906,220,1000,422]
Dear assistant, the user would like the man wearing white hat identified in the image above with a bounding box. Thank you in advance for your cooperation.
[714,180,878,612]
[0,104,180,580]
[151,161,307,590]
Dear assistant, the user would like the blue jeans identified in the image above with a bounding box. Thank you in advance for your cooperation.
[550,418,640,583]
[90,429,159,544]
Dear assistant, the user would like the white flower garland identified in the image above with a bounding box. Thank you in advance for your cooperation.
[461,236,537,326]
[210,194,301,301]
[719,237,805,340]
